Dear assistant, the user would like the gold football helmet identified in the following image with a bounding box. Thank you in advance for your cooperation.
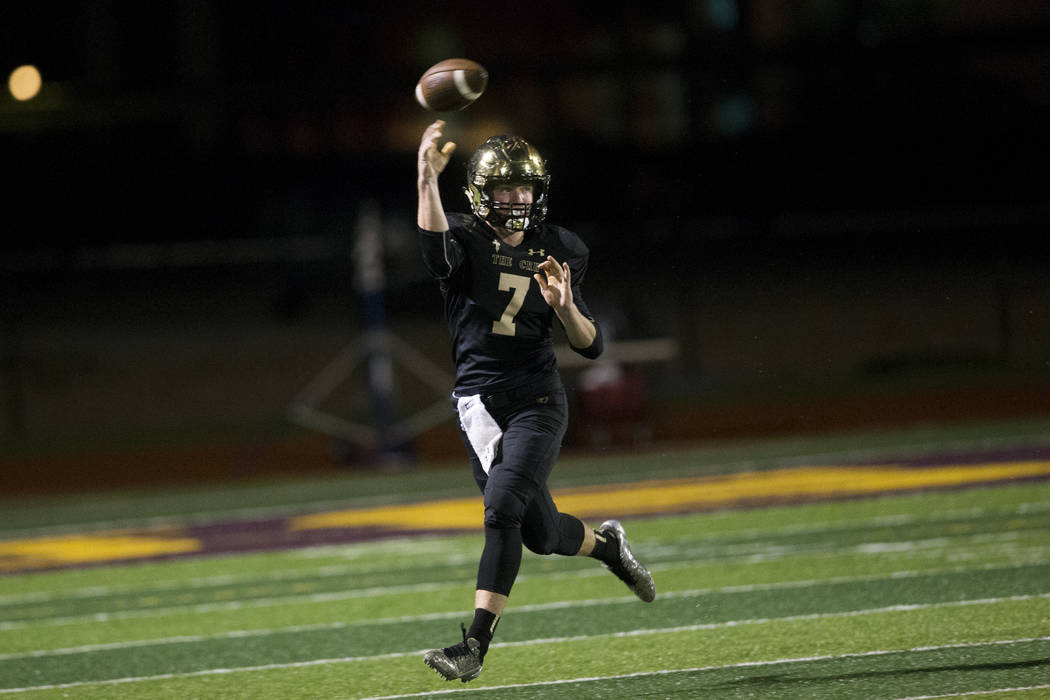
[465,135,550,231]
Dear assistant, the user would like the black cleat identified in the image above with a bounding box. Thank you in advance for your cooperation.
[423,629,483,683]
[599,519,656,602]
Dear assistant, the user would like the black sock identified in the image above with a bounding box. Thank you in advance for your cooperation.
[588,528,620,566]
[467,608,500,659]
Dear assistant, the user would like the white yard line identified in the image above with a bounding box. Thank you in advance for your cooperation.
[0,579,465,632]
[2,583,1048,663]
[0,547,478,606]
[3,556,1048,634]
[3,631,1047,696]
[0,573,918,658]
[359,637,1050,700]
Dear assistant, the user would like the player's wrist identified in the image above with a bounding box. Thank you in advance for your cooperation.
[418,178,441,197]
[553,300,578,321]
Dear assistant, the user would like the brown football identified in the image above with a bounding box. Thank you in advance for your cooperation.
[415,58,488,112]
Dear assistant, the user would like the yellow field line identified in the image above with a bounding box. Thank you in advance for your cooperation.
[289,460,1050,533]
[0,531,200,573]
[2,460,1046,573]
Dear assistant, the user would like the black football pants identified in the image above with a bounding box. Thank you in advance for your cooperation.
[455,384,587,597]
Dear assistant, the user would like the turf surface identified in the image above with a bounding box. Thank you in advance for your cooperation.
[2,419,1050,698]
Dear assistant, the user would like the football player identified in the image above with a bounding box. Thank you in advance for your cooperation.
[415,120,655,683]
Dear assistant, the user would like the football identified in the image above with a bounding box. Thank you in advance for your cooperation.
[414,58,488,112]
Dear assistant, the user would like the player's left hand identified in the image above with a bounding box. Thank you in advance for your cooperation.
[535,256,573,311]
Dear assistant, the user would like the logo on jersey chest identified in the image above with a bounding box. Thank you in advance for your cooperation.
[492,239,543,258]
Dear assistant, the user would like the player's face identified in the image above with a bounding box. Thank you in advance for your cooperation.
[491,183,534,204]
[490,183,533,222]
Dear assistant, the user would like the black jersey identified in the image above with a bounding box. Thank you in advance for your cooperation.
[418,212,603,395]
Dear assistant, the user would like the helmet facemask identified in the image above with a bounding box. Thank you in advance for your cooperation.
[465,135,550,232]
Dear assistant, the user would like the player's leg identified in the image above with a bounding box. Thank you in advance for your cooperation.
[425,398,562,681]
[495,391,655,602]
[520,486,656,603]
[423,416,502,682]
[473,399,565,595]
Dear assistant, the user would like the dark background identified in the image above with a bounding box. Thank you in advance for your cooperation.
[2,1,1049,490]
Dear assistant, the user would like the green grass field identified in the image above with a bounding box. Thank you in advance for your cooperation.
[2,418,1050,698]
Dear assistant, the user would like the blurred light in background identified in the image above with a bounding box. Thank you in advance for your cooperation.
[706,0,740,31]
[8,65,42,101]
[713,92,756,136]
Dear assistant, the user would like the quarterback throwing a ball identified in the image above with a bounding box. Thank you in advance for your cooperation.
[416,119,655,683]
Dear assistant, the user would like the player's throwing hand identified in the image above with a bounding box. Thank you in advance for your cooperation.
[418,120,456,184]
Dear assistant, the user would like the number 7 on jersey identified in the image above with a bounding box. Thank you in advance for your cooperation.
[492,272,530,336]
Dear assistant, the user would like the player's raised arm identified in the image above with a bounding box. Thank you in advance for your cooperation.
[417,120,456,232]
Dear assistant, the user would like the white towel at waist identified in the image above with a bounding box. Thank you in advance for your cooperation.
[456,394,502,474]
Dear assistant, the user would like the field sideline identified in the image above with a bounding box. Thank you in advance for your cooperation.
[2,418,1050,698]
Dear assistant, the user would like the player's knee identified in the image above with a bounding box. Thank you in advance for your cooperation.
[484,509,520,530]
[484,494,526,529]
[484,483,531,530]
